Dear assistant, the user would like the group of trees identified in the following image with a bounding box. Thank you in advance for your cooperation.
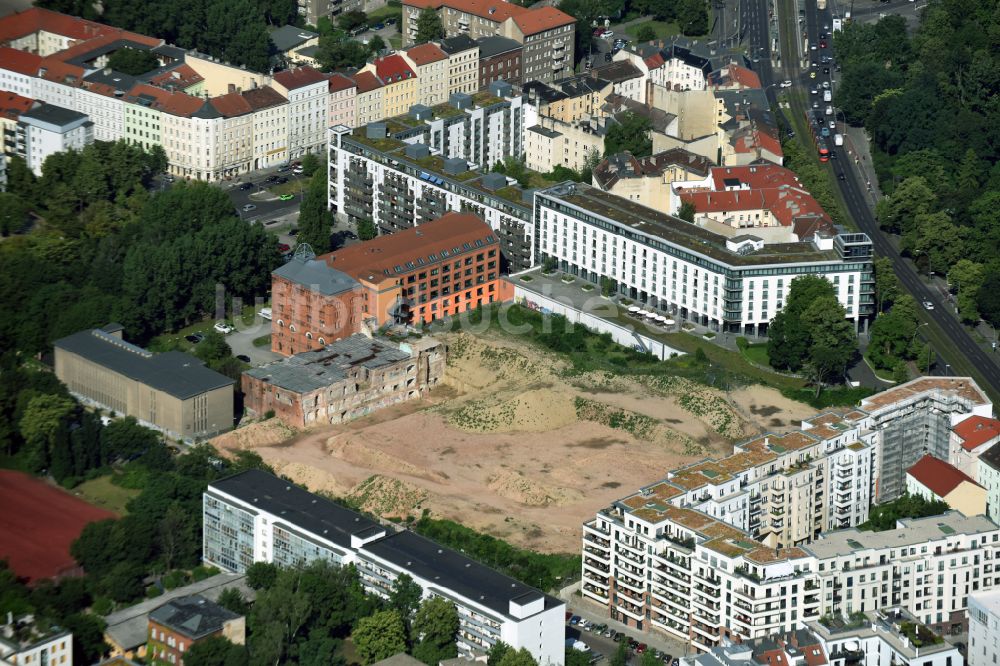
[38,0,296,72]
[604,112,653,158]
[834,5,1000,326]
[767,275,858,396]
[860,492,949,532]
[1,141,279,354]
[298,154,336,253]
[866,257,933,380]
[106,47,160,75]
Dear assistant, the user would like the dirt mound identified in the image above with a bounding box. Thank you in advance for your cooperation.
[269,461,349,496]
[446,387,577,433]
[212,418,297,451]
[348,475,428,517]
[325,433,448,483]
[486,469,583,507]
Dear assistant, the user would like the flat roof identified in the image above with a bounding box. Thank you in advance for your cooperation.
[209,470,382,549]
[860,376,989,413]
[360,530,560,619]
[54,327,233,399]
[20,102,87,126]
[541,183,844,268]
[804,511,999,559]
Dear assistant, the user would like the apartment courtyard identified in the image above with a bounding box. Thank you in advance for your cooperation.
[213,328,817,553]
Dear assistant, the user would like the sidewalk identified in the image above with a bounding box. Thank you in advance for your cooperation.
[841,124,882,208]
[558,583,692,657]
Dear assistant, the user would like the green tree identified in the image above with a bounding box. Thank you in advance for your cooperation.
[678,200,696,222]
[316,37,369,70]
[566,649,591,666]
[388,573,422,619]
[62,612,108,665]
[18,393,75,474]
[978,272,1000,328]
[298,169,334,253]
[0,193,32,236]
[353,609,407,665]
[300,153,321,177]
[604,113,652,157]
[801,296,857,397]
[414,7,444,43]
[497,647,538,666]
[640,651,663,666]
[248,570,313,665]
[675,0,708,35]
[767,275,837,373]
[873,256,899,313]
[357,219,378,241]
[216,588,249,616]
[610,640,628,666]
[488,641,514,666]
[368,34,386,55]
[948,259,985,324]
[107,47,160,75]
[867,294,919,372]
[411,596,458,664]
[860,492,949,531]
[5,156,37,203]
[185,635,249,666]
[195,330,233,365]
[634,24,657,41]
[876,176,935,235]
[246,562,279,590]
[337,9,368,31]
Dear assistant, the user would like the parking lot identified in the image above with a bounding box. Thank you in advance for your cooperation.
[566,613,685,665]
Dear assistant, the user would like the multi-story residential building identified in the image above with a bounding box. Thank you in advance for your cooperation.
[401,42,450,107]
[321,212,510,325]
[360,55,417,120]
[328,123,534,272]
[243,334,446,427]
[906,454,987,517]
[243,86,289,171]
[500,7,574,83]
[327,73,357,129]
[476,35,521,88]
[523,75,613,125]
[978,443,1000,525]
[17,102,92,175]
[535,182,874,335]
[0,47,41,97]
[670,164,834,241]
[970,589,1000,666]
[272,66,329,159]
[524,115,604,174]
[269,247,366,356]
[439,35,479,95]
[203,470,566,665]
[355,71,385,126]
[0,617,72,666]
[147,596,245,666]
[206,91,256,179]
[950,416,1000,478]
[0,90,35,159]
[54,324,235,441]
[860,377,993,503]
[591,149,713,212]
[402,0,516,44]
[591,60,645,102]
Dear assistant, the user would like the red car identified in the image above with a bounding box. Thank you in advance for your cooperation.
[278,243,291,253]
[637,644,648,654]
[819,40,827,48]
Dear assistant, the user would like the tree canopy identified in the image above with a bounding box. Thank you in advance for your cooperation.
[353,609,408,665]
[411,597,459,665]
[106,47,160,75]
[414,7,444,44]
[604,112,652,158]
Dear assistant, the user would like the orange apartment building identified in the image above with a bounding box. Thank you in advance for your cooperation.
[323,212,512,326]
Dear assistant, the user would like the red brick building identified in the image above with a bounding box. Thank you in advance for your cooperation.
[270,248,365,356]
[323,212,512,326]
[475,35,522,89]
[147,595,245,666]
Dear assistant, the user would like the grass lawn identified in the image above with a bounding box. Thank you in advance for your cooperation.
[366,2,401,24]
[148,320,217,354]
[252,334,272,348]
[624,21,681,41]
[75,475,139,515]
[265,179,307,197]
[337,637,360,665]
[740,343,771,367]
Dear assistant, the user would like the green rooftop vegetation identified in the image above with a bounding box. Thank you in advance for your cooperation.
[431,103,466,119]
[471,91,505,107]
[351,128,405,152]
[898,621,944,647]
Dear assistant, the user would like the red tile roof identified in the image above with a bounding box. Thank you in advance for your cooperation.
[327,72,357,93]
[907,454,982,498]
[727,64,762,89]
[146,64,204,90]
[0,47,42,75]
[125,83,205,117]
[644,53,665,69]
[511,6,575,35]
[210,90,253,118]
[354,71,383,94]
[37,57,85,85]
[402,0,524,23]
[241,85,287,111]
[0,7,108,43]
[405,42,448,66]
[374,54,415,82]
[953,416,1000,452]
[0,90,36,120]
[272,66,327,90]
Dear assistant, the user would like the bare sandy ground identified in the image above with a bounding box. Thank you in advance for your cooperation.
[214,331,819,553]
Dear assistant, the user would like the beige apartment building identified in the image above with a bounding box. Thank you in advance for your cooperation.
[358,55,417,120]
[354,71,385,126]
[524,117,603,173]
[401,42,449,107]
[591,148,712,211]
[327,73,357,129]
[244,86,289,170]
[54,324,234,441]
[439,35,479,95]
[524,76,612,124]
[401,0,519,45]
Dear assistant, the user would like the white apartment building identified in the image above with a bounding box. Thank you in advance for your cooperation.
[439,36,479,95]
[969,589,1000,666]
[203,470,565,666]
[272,67,329,160]
[0,619,72,666]
[17,103,92,175]
[977,444,1000,526]
[0,47,41,97]
[328,123,535,272]
[535,182,874,336]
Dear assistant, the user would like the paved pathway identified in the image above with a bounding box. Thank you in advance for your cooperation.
[227,323,280,367]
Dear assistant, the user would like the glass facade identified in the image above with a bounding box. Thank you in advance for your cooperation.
[272,524,345,569]
[202,493,256,573]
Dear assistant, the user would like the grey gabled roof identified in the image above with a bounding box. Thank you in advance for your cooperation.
[272,256,359,295]
[475,35,521,58]
[148,595,241,640]
[270,24,319,52]
[19,103,88,126]
[54,327,234,400]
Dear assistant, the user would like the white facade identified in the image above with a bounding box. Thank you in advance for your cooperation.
[276,77,329,159]
[970,590,1000,666]
[978,458,1000,526]
[535,183,873,335]
[76,85,126,142]
[0,628,73,666]
[18,104,93,175]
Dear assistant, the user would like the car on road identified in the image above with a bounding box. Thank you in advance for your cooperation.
[780,80,792,87]
[810,44,817,50]
[242,203,257,212]
[812,101,819,109]
[236,354,251,363]
[185,333,204,343]
[820,40,827,48]
[829,120,836,129]
[386,17,396,25]
[214,322,234,334]
[569,615,581,626]
[279,193,295,201]
[923,300,935,310]
[822,80,830,89]
[276,176,288,184]
[278,243,291,253]
[824,66,830,74]
[266,175,280,182]
[825,105,833,115]
[838,172,846,180]
[277,164,290,172]
[810,71,817,79]
[239,182,254,190]
[811,87,819,95]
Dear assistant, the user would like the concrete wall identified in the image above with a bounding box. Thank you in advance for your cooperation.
[185,53,270,97]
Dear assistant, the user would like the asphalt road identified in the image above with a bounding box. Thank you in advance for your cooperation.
[226,169,307,224]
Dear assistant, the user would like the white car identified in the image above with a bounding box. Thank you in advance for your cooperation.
[780,80,793,87]
[825,106,833,115]
[259,307,272,321]
[822,81,830,89]
[214,321,234,334]
[922,301,934,310]
[829,120,836,129]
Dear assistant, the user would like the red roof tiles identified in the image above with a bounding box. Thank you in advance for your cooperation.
[374,54,415,82]
[0,90,36,120]
[402,0,528,23]
[272,66,327,90]
[953,416,1000,452]
[405,42,448,66]
[511,6,574,35]
[125,83,205,117]
[327,73,357,93]
[907,454,982,498]
[727,64,762,89]
[354,71,383,94]
[210,90,253,118]
[0,7,108,43]
[0,47,42,75]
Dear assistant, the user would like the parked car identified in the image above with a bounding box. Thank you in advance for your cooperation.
[214,321,234,334]
[239,182,254,190]
[372,22,385,30]
[662,655,673,664]
[637,644,648,654]
[278,243,291,253]
[386,17,396,25]
[279,193,295,201]
[612,632,624,642]
[259,307,272,320]
[565,611,573,622]
[276,176,288,184]
[236,354,251,363]
[266,175,280,182]
[780,79,792,87]
[292,165,304,174]
[185,333,204,343]
[277,164,291,172]
[288,228,299,236]
[569,616,581,626]
[241,203,257,212]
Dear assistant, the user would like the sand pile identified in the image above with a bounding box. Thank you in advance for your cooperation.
[326,433,449,483]
[348,475,428,517]
[212,418,297,450]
